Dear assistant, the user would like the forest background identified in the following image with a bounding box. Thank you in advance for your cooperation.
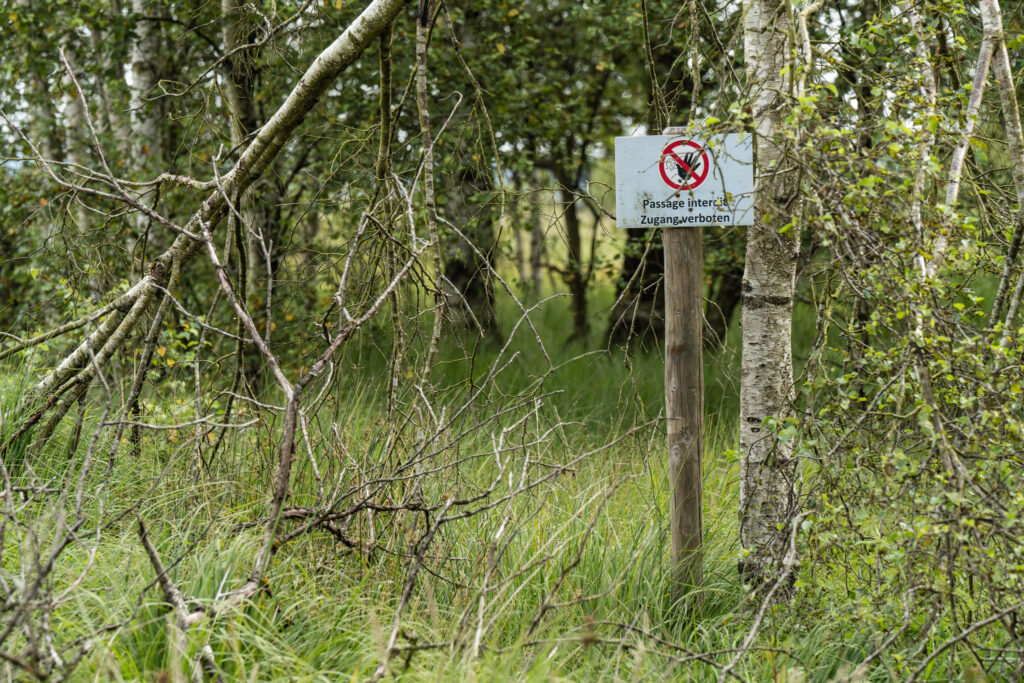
[2,0,1024,680]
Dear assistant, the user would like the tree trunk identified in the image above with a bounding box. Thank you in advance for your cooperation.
[437,11,499,339]
[62,46,91,252]
[89,22,122,144]
[606,229,665,348]
[26,78,62,165]
[222,0,283,282]
[514,223,526,290]
[129,0,160,168]
[222,0,285,384]
[442,166,499,336]
[126,0,163,277]
[529,179,545,295]
[15,1,62,163]
[553,170,588,341]
[512,177,528,289]
[979,0,1024,333]
[703,260,742,350]
[738,0,799,587]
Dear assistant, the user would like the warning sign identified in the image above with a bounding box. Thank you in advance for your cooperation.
[614,133,754,228]
[659,140,710,191]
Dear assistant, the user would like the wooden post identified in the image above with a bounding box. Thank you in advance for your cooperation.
[663,126,704,591]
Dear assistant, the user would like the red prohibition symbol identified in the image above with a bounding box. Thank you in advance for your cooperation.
[659,140,710,191]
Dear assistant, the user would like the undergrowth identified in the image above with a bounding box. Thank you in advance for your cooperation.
[0,294,985,682]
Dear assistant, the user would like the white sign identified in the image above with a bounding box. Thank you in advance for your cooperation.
[614,133,754,228]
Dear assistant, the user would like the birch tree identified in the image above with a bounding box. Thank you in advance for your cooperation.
[738,0,799,586]
[128,0,160,167]
[979,0,1024,334]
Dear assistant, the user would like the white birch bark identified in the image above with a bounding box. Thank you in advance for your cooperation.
[128,0,160,162]
[976,0,1024,337]
[982,0,1024,208]
[903,5,961,476]
[739,0,799,584]
[416,0,444,375]
[923,22,991,278]
[126,0,162,263]
[62,46,92,247]
[907,5,937,284]
[943,42,993,212]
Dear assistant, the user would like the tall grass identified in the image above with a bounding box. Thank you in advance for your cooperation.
[0,292,974,681]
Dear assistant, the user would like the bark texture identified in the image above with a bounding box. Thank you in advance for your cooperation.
[528,191,545,294]
[129,0,160,164]
[126,0,163,270]
[978,0,1024,334]
[556,169,589,340]
[738,0,799,585]
[60,43,98,297]
[442,167,498,335]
